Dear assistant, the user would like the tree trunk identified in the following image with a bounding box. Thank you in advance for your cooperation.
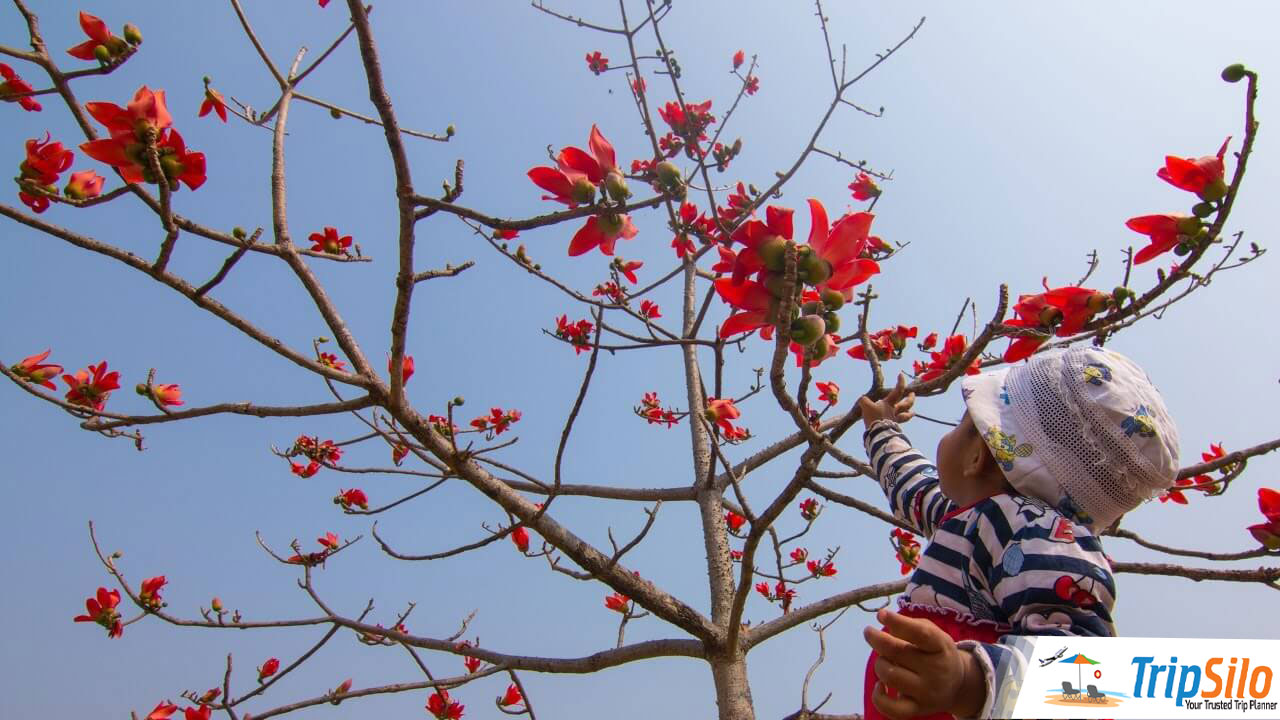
[711,651,757,720]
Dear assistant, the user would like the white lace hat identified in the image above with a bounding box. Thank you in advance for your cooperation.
[960,346,1180,530]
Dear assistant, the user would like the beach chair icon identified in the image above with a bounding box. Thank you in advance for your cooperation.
[1086,684,1106,702]
[1061,681,1081,700]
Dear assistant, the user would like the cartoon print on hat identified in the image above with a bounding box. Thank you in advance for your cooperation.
[983,426,1033,471]
[960,347,1179,531]
[1082,362,1112,386]
[1120,404,1157,438]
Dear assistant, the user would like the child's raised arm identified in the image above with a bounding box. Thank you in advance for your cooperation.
[857,375,956,537]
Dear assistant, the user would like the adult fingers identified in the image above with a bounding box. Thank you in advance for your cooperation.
[879,608,954,654]
[871,680,922,720]
[874,656,928,698]
[863,625,923,667]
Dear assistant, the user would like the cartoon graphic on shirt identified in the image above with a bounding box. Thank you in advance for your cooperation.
[1120,404,1157,438]
[1056,493,1094,526]
[1082,362,1112,386]
[983,426,1033,471]
[1011,495,1049,524]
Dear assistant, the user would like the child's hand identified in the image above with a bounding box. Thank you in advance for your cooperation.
[856,373,916,429]
[863,608,986,720]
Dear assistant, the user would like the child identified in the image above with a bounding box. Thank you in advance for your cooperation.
[856,346,1180,719]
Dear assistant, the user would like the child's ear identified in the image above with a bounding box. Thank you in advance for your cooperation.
[964,434,1000,481]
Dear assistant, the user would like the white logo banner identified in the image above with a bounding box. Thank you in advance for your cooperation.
[996,637,1280,718]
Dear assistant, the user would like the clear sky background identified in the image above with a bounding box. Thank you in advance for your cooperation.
[2,1,1277,718]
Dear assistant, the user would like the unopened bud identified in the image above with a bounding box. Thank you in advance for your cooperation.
[819,288,845,310]
[823,311,841,333]
[135,383,148,396]
[1175,216,1203,235]
[798,253,832,286]
[330,108,342,119]
[655,161,681,186]
[790,315,827,346]
[1192,201,1216,218]
[211,597,223,612]
[93,44,112,63]
[111,551,123,559]
[232,226,247,240]
[202,75,212,86]
[452,396,465,406]
[123,23,143,46]
[1199,178,1227,203]
[570,178,597,205]
[604,171,631,202]
[758,236,787,272]
[1221,63,1247,83]
[445,124,456,137]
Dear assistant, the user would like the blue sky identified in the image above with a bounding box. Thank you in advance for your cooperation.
[2,1,1277,718]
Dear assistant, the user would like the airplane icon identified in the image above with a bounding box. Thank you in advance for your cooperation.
[1039,647,1068,667]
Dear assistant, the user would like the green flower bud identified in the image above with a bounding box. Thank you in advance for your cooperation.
[123,23,143,46]
[764,273,789,299]
[570,178,597,206]
[452,396,465,406]
[819,288,845,310]
[758,236,787,272]
[446,124,456,137]
[232,227,247,240]
[823,311,841,333]
[798,252,831,286]
[93,44,112,63]
[1199,178,1227,203]
[1192,201,1216,218]
[655,161,682,185]
[1175,216,1203,235]
[330,108,342,119]
[1221,63,1247,83]
[604,171,631,202]
[1173,242,1191,256]
[800,301,822,316]
[790,315,827,346]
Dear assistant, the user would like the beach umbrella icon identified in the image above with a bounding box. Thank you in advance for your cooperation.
[1059,653,1100,689]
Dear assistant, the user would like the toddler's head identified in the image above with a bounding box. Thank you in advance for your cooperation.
[945,346,1180,530]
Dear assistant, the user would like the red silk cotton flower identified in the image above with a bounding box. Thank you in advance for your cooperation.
[848,172,881,201]
[11,350,62,390]
[73,586,123,638]
[604,592,630,613]
[805,199,880,300]
[1125,213,1203,265]
[1158,137,1231,201]
[66,11,126,61]
[18,134,75,213]
[499,684,524,708]
[912,334,979,382]
[568,213,637,257]
[199,86,227,123]
[335,488,369,511]
[1002,285,1111,362]
[511,526,530,553]
[63,361,121,410]
[64,169,105,200]
[427,689,464,719]
[80,86,206,191]
[257,657,280,683]
[1247,488,1280,550]
[0,62,41,112]
[309,227,352,255]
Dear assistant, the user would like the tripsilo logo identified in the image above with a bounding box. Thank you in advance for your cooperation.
[1002,637,1280,719]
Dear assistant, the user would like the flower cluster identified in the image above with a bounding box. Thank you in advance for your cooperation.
[426,689,464,719]
[1003,284,1112,362]
[528,125,636,256]
[604,592,630,613]
[286,532,340,566]
[754,580,796,611]
[806,557,837,577]
[138,575,167,611]
[10,350,62,390]
[849,325,918,361]
[815,380,839,405]
[1160,443,1229,504]
[798,497,822,522]
[891,528,921,575]
[592,280,625,304]
[555,314,595,355]
[912,334,979,381]
[81,86,206,192]
[638,391,680,428]
[656,100,715,160]
[713,199,881,368]
[469,407,522,438]
[66,11,141,64]
[289,435,342,478]
[1126,138,1232,264]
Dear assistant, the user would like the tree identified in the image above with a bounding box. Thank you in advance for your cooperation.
[2,2,1277,719]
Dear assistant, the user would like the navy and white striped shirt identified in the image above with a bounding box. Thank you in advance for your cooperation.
[865,420,1117,718]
